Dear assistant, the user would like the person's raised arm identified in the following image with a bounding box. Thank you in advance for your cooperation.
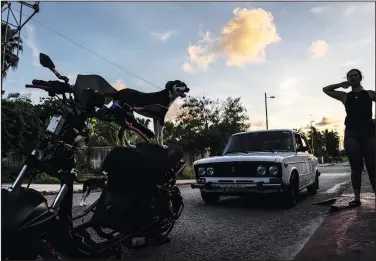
[322,81,349,104]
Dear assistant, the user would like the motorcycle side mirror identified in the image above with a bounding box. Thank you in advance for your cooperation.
[39,53,69,83]
[39,53,55,70]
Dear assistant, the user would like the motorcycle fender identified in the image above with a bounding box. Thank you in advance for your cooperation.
[1,187,51,236]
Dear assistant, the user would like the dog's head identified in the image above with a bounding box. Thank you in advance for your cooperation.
[165,80,190,99]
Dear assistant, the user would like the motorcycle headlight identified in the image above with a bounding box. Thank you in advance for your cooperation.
[207,167,215,176]
[257,165,267,176]
[198,167,206,176]
[269,165,279,176]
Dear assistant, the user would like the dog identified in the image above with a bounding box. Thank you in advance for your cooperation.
[113,80,190,147]
[79,175,107,207]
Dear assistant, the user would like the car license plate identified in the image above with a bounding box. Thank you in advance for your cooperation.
[218,184,248,192]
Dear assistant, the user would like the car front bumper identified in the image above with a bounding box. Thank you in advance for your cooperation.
[191,177,288,194]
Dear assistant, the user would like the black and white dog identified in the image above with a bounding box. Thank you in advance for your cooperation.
[79,175,107,206]
[114,80,189,147]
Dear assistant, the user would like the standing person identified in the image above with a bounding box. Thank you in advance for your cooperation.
[323,69,376,206]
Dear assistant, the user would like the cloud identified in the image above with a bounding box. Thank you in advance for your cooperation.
[132,78,146,87]
[151,30,175,41]
[279,77,301,90]
[182,7,281,72]
[308,40,328,59]
[165,99,183,121]
[341,60,363,67]
[23,24,40,67]
[343,6,356,16]
[309,6,328,14]
[251,120,265,127]
[359,37,373,45]
[315,117,339,126]
[113,79,127,90]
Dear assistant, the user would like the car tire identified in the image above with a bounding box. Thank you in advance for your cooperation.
[307,173,319,195]
[200,190,220,204]
[282,175,299,209]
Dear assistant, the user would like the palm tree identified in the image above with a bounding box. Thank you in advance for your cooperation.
[1,23,23,79]
[322,129,340,158]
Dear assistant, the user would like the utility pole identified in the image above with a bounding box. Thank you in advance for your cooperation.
[264,93,275,130]
[1,1,40,86]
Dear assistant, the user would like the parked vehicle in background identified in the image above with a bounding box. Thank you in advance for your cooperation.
[191,129,320,208]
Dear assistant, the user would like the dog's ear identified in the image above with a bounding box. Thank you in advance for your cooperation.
[165,80,185,91]
[165,81,174,92]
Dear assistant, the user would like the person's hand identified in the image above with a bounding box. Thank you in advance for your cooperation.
[340,81,350,89]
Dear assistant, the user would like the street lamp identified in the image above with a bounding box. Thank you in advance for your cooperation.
[265,93,275,130]
[310,120,315,155]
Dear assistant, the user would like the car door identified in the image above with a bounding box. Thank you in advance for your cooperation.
[301,135,316,184]
[294,133,310,187]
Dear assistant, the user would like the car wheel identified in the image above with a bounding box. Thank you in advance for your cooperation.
[282,175,299,209]
[307,173,319,195]
[200,190,220,204]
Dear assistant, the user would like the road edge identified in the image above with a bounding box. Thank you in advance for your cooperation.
[1,180,197,195]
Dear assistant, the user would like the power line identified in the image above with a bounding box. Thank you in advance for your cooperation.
[12,7,162,90]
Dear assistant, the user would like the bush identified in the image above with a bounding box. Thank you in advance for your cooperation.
[35,172,60,184]
[179,168,195,179]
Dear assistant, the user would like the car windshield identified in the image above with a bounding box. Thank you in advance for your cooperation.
[223,131,294,154]
[73,74,118,105]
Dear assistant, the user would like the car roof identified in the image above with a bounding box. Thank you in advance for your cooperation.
[231,129,308,138]
[231,129,295,136]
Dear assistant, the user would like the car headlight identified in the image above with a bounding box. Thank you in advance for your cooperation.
[257,165,267,176]
[269,165,279,176]
[198,167,206,176]
[207,167,215,176]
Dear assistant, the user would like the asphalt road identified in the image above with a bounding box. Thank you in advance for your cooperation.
[46,163,352,260]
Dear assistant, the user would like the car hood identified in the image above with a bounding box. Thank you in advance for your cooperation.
[194,152,295,165]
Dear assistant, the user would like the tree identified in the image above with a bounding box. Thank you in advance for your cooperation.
[1,23,23,79]
[173,96,220,157]
[322,129,340,158]
[306,126,325,156]
[171,95,250,157]
[1,92,44,154]
[213,97,250,155]
[303,127,340,158]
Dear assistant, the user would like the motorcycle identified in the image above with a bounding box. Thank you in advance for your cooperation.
[1,53,186,260]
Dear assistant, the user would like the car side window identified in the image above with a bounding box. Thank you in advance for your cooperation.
[295,133,303,150]
[301,135,312,154]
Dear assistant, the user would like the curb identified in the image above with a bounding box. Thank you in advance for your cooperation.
[2,180,196,195]
[319,163,334,167]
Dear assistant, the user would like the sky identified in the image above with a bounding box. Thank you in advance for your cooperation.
[2,1,375,143]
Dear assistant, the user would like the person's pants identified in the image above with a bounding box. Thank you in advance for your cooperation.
[344,128,375,193]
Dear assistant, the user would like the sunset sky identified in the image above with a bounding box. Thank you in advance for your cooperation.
[2,1,375,143]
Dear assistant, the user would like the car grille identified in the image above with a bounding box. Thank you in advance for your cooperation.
[196,161,282,178]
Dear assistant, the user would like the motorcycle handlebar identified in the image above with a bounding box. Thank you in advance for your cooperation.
[25,80,73,94]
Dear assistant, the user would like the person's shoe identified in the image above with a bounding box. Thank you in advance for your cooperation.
[349,199,361,207]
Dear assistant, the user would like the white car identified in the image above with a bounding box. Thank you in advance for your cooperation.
[191,129,320,208]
